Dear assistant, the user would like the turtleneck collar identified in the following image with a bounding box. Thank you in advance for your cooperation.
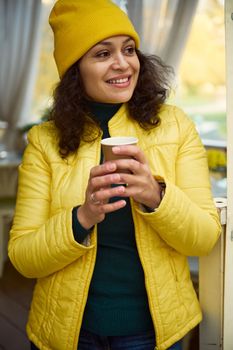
[87,101,122,123]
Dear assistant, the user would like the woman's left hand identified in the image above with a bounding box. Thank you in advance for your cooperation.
[111,145,162,209]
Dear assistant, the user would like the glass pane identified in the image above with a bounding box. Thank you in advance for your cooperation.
[173,0,226,197]
[30,0,58,124]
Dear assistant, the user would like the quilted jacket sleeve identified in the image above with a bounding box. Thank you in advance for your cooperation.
[8,125,94,279]
[135,107,222,256]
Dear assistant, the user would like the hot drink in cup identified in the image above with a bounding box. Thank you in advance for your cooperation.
[101,136,138,173]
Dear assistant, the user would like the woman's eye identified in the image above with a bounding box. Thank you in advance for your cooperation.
[95,51,110,58]
[124,46,135,55]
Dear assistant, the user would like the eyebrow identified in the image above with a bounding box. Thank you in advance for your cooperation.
[96,37,134,47]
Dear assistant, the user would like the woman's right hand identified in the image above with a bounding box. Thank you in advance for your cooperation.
[77,162,127,229]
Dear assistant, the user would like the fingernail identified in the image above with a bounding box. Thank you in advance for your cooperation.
[119,186,125,193]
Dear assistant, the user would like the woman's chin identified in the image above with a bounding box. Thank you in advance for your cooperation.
[102,92,134,104]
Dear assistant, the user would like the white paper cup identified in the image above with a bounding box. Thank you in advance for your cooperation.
[101,137,138,162]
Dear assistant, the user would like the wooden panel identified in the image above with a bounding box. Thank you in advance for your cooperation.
[199,199,226,350]
[224,2,233,349]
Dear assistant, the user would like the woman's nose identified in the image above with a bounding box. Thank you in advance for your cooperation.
[111,53,129,70]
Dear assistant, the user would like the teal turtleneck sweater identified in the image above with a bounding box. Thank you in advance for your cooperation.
[72,102,153,336]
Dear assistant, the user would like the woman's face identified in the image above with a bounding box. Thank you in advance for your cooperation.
[79,35,140,104]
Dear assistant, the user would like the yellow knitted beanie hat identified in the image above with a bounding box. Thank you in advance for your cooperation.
[49,0,140,78]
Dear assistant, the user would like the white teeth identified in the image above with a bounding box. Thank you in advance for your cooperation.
[108,77,129,84]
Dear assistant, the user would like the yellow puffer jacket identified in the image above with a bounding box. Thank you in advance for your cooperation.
[8,104,221,350]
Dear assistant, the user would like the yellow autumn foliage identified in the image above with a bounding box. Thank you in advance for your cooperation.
[206,149,226,170]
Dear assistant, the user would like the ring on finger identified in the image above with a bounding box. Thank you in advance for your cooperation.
[90,192,101,205]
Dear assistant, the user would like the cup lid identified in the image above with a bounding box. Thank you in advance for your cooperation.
[101,136,138,146]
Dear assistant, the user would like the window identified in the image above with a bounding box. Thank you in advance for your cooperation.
[30,0,57,123]
[30,0,226,196]
[173,0,226,197]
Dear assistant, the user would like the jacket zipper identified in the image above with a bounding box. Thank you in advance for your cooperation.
[130,199,162,349]
[73,140,101,350]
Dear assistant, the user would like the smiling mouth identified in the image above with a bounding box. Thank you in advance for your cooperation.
[107,76,130,84]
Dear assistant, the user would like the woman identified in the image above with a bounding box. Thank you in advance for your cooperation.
[8,1,221,349]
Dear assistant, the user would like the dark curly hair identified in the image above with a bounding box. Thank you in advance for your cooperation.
[50,50,174,157]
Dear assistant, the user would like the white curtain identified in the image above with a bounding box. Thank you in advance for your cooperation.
[127,0,199,72]
[127,0,143,39]
[0,0,43,128]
